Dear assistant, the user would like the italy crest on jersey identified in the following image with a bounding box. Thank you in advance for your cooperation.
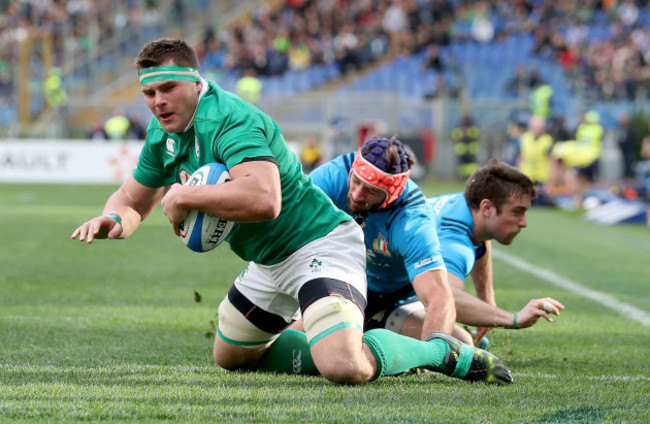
[372,232,391,257]
[179,169,190,184]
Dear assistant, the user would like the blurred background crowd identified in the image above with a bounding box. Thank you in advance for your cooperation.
[1,0,650,214]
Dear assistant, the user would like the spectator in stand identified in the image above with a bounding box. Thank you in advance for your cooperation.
[548,116,572,143]
[104,109,130,141]
[470,1,495,43]
[288,33,312,70]
[451,112,480,179]
[300,136,322,174]
[506,67,542,97]
[528,79,553,120]
[617,0,639,29]
[235,68,262,105]
[423,44,445,71]
[0,57,12,95]
[88,118,107,142]
[127,113,147,140]
[565,18,588,47]
[43,67,68,110]
[517,115,555,206]
[637,128,650,204]
[502,109,530,167]
[334,23,365,74]
[617,112,639,182]
[550,111,604,208]
[382,0,410,58]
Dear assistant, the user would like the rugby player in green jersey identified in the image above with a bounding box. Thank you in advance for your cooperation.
[72,38,512,385]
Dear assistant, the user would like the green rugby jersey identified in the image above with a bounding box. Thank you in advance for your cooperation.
[133,80,350,264]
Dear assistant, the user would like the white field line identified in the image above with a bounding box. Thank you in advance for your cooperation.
[515,373,650,382]
[492,249,650,327]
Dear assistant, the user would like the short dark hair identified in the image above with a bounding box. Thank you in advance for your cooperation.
[135,38,199,71]
[464,159,536,212]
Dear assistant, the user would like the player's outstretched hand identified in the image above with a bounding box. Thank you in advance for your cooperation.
[71,215,123,244]
[515,297,564,329]
[474,326,493,344]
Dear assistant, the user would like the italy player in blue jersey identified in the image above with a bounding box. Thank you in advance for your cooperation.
[257,137,513,384]
[388,159,564,346]
[310,137,457,339]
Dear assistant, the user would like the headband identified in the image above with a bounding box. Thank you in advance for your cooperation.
[139,65,201,86]
[350,149,411,209]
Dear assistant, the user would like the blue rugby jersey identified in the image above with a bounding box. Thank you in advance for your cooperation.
[310,152,445,294]
[428,193,487,284]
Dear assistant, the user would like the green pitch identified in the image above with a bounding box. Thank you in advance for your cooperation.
[1,182,649,423]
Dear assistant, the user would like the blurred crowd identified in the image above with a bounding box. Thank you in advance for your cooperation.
[528,2,650,101]
[453,105,650,213]
[2,0,648,103]
[193,0,649,104]
[2,1,650,178]
[0,0,194,97]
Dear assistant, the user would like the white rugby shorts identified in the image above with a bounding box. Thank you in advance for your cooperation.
[230,219,367,324]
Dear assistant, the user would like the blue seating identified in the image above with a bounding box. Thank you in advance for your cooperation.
[0,105,17,125]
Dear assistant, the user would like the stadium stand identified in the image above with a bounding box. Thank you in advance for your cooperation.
[1,0,648,139]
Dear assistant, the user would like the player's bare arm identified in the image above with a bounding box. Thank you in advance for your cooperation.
[450,272,564,328]
[71,175,165,243]
[161,160,282,235]
[470,240,496,305]
[412,269,456,337]
[469,241,496,339]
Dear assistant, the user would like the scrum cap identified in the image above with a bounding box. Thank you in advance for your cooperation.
[350,137,411,208]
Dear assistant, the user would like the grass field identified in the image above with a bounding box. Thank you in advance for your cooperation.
[1,181,649,423]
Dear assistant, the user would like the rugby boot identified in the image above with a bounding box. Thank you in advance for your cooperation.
[425,331,513,384]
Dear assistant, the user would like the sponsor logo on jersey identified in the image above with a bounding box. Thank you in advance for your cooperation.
[195,136,200,158]
[309,258,322,272]
[166,138,176,157]
[413,255,441,269]
[179,170,190,184]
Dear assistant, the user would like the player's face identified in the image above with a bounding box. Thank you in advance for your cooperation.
[487,194,530,245]
[142,77,201,134]
[347,173,386,213]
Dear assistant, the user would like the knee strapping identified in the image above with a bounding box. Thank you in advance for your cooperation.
[302,295,364,346]
[217,298,279,348]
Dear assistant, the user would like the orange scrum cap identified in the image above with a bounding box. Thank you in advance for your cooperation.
[350,137,412,209]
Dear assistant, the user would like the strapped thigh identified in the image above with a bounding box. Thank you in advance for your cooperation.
[299,278,366,346]
[217,285,292,348]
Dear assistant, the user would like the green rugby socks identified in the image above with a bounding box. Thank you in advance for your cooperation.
[256,328,476,381]
[363,328,460,379]
[256,329,318,375]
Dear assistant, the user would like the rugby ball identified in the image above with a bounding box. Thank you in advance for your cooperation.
[179,163,234,253]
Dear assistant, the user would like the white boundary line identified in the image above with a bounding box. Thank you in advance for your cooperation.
[492,249,650,327]
[515,373,650,382]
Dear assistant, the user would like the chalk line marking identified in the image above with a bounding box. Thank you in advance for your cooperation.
[515,373,649,382]
[492,249,650,327]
